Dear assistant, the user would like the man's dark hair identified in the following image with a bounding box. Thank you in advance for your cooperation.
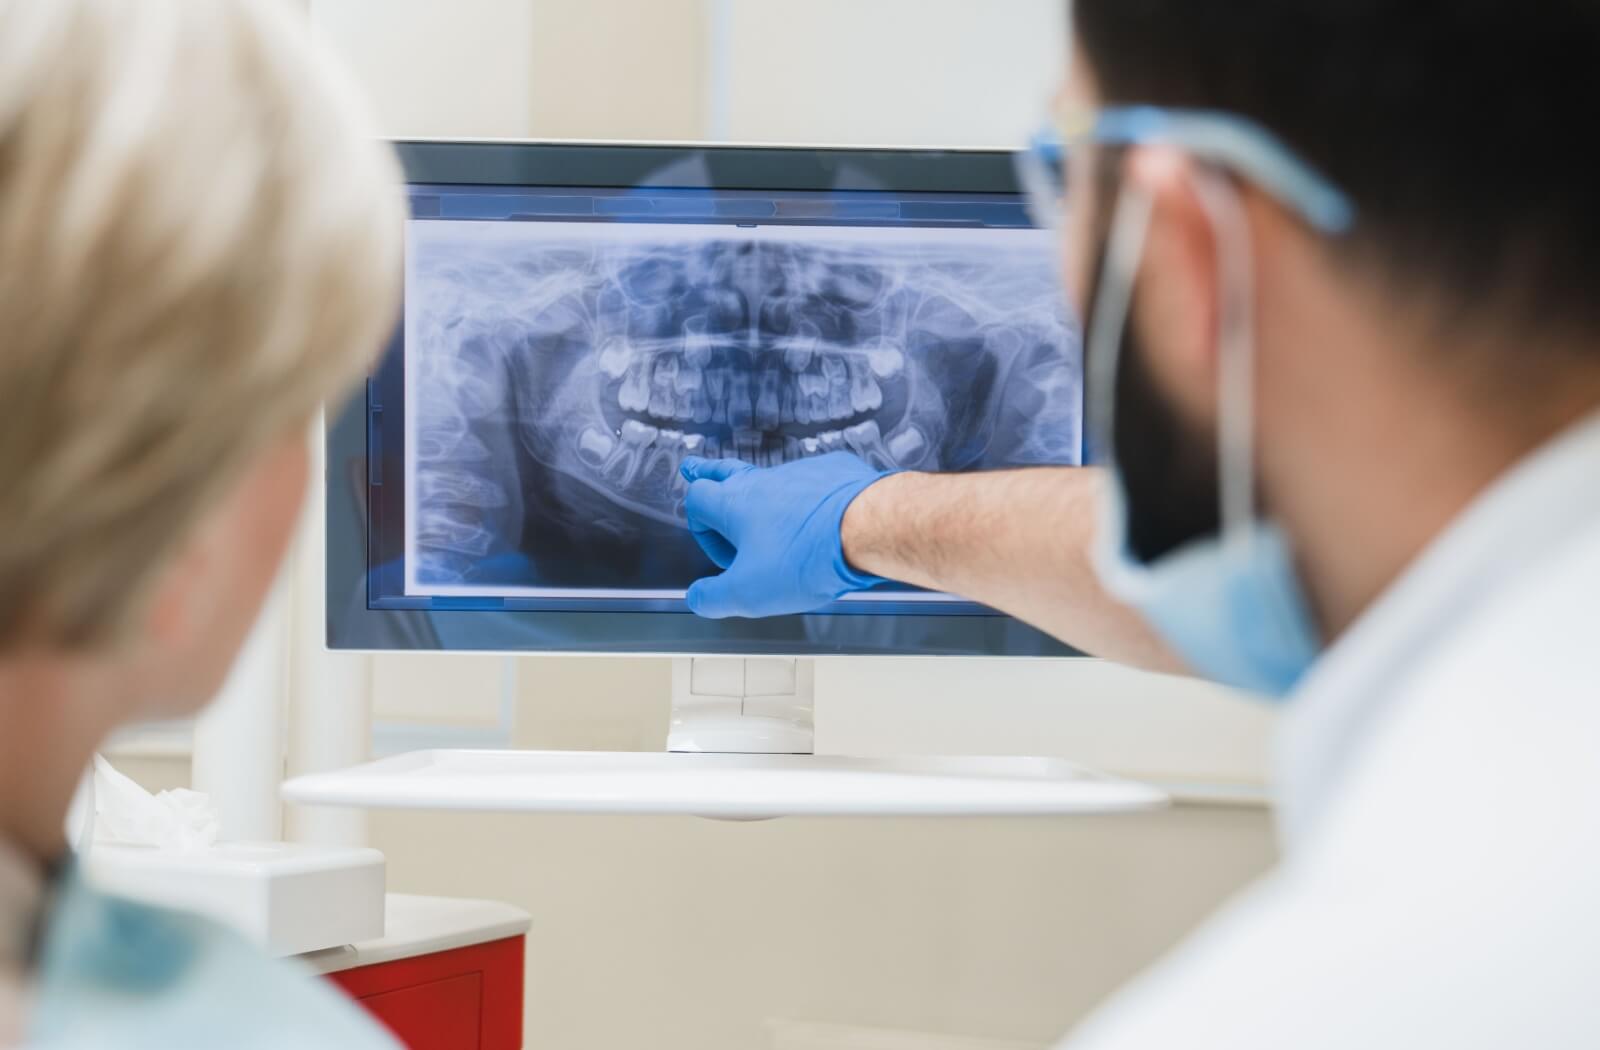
[1075,1,1600,346]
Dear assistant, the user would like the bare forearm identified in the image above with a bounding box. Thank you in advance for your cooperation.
[840,467,1185,673]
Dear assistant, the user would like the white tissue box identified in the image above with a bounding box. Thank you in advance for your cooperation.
[85,841,386,956]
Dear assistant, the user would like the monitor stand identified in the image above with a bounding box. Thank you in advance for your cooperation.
[667,657,815,755]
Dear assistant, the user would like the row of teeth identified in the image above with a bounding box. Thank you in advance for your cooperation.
[577,417,930,488]
[601,344,906,429]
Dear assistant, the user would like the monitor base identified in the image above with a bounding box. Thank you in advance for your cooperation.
[666,657,815,755]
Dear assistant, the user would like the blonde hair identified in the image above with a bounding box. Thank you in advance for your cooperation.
[0,0,403,648]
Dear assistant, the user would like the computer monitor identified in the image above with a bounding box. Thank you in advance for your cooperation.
[326,140,1084,659]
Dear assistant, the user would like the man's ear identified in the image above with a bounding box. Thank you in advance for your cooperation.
[1123,145,1223,430]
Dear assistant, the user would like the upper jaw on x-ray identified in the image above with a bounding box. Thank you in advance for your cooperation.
[407,221,1081,593]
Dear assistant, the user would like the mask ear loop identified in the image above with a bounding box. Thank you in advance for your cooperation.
[1189,169,1258,549]
[1015,136,1065,234]
[1084,180,1156,464]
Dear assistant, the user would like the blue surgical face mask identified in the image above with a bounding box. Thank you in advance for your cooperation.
[1086,172,1322,699]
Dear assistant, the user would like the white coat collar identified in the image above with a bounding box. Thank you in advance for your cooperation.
[1275,408,1600,850]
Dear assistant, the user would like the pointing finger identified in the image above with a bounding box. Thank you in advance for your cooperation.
[685,571,749,619]
[680,457,755,484]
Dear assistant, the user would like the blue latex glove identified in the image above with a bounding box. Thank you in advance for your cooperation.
[679,452,890,618]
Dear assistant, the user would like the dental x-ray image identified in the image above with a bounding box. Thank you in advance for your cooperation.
[405,219,1081,599]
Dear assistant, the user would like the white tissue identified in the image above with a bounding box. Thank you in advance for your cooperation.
[91,755,220,852]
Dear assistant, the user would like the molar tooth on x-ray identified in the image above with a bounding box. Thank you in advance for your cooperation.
[404,220,1081,595]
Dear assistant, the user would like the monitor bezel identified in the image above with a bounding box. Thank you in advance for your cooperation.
[325,138,1081,657]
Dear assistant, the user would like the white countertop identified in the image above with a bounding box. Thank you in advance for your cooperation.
[299,893,532,974]
[281,750,1169,819]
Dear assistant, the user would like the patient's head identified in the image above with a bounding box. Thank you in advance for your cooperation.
[0,0,403,717]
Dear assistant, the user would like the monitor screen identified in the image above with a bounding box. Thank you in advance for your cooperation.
[327,142,1085,656]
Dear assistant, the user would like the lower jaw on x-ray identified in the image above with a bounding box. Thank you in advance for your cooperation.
[404,218,1082,602]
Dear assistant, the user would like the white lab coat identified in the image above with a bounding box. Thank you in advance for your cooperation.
[1061,410,1600,1049]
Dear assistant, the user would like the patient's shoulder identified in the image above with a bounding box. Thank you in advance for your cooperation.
[26,876,397,1049]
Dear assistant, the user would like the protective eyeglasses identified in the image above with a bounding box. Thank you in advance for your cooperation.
[1016,105,1356,237]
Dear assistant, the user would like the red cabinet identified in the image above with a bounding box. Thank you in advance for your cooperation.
[303,895,531,1050]
[326,935,525,1050]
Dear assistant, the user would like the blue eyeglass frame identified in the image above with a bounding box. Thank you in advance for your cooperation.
[1019,105,1356,235]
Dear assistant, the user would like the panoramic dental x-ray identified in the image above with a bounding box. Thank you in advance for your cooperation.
[405,220,1081,599]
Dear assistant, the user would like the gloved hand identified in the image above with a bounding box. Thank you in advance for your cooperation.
[679,452,891,618]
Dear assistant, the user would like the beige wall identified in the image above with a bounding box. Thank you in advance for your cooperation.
[372,805,1272,1048]
[529,0,707,141]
